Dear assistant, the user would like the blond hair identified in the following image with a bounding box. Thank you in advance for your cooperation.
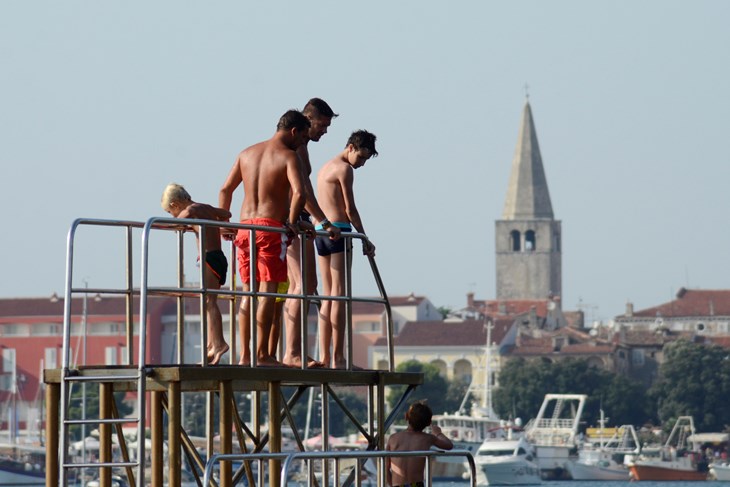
[161,183,192,211]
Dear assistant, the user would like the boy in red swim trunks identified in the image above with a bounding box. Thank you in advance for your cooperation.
[219,110,311,367]
[161,183,232,365]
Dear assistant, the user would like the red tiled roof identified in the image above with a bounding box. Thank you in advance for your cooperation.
[0,295,175,321]
[388,295,427,307]
[630,289,730,318]
[374,319,512,347]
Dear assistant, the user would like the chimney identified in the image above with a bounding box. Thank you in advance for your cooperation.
[467,292,475,308]
[625,301,634,317]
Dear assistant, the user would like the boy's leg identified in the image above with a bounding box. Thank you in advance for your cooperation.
[238,282,252,366]
[318,254,333,367]
[256,281,281,366]
[268,299,285,359]
[329,251,348,369]
[204,271,229,365]
[283,237,317,367]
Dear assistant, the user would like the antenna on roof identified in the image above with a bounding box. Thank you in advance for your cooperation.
[524,83,530,100]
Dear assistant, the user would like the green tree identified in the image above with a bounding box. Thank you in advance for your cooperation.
[386,360,449,417]
[67,384,134,441]
[649,340,730,432]
[493,357,650,427]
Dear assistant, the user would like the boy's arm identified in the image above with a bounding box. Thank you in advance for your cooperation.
[219,159,242,212]
[286,152,306,228]
[339,168,375,256]
[430,425,454,450]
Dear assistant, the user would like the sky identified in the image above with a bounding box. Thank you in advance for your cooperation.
[1,1,729,323]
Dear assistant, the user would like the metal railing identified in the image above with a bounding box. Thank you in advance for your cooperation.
[202,449,478,487]
[58,216,397,486]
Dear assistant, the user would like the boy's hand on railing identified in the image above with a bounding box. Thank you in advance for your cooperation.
[326,225,341,240]
[363,239,376,257]
[296,220,316,239]
[221,228,236,241]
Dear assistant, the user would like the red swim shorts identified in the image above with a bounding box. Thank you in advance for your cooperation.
[234,218,289,283]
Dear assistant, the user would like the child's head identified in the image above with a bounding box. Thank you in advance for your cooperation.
[161,183,192,216]
[405,401,432,432]
[346,130,378,158]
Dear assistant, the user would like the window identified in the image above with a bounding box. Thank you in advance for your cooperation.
[354,321,380,334]
[631,349,645,366]
[32,323,60,336]
[105,347,118,365]
[525,230,536,251]
[430,359,447,378]
[510,230,521,251]
[453,359,472,383]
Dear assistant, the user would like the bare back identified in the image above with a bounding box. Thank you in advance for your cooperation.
[177,202,231,252]
[220,136,305,224]
[316,156,354,226]
[386,430,439,486]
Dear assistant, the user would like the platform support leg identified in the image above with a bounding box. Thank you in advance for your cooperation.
[219,380,232,487]
[268,381,281,487]
[151,391,163,486]
[46,382,60,487]
[100,383,112,487]
[168,382,181,487]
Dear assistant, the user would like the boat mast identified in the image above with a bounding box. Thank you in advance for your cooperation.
[484,319,493,415]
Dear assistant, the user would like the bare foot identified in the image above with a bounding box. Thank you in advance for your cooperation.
[207,343,229,366]
[238,359,251,367]
[257,356,288,368]
[282,356,326,368]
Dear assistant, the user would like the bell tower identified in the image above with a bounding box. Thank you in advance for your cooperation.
[495,100,562,300]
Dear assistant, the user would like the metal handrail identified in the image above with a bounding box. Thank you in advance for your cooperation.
[201,449,478,487]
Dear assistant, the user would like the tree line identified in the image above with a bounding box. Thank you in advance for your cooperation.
[389,340,730,433]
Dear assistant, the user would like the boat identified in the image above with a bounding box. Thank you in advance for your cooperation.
[523,393,586,480]
[628,416,710,481]
[0,443,46,486]
[710,462,730,480]
[564,416,640,481]
[472,425,541,486]
[431,321,503,479]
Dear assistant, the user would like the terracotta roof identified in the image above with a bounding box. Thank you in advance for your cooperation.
[619,329,684,346]
[629,289,730,318]
[374,319,512,347]
[0,295,175,321]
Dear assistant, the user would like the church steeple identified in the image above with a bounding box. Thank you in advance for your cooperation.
[502,100,554,220]
[495,99,562,301]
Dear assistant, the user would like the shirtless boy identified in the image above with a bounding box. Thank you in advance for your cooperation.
[161,183,232,365]
[218,110,310,367]
[282,98,341,368]
[315,130,378,368]
[385,402,454,487]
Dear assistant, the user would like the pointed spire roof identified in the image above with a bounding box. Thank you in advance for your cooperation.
[502,100,554,220]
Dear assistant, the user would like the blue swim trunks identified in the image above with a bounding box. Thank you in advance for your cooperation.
[315,222,351,256]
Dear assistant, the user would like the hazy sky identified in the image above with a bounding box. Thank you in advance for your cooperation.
[2,1,729,322]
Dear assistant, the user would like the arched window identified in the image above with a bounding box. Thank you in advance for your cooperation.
[430,359,447,378]
[453,359,472,383]
[525,230,536,251]
[510,230,521,251]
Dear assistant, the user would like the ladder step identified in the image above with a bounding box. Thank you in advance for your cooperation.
[64,418,139,426]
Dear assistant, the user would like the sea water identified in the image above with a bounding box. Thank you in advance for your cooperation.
[433,483,730,487]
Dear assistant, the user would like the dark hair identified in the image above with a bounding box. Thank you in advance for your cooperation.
[303,98,338,119]
[277,110,311,132]
[346,130,378,157]
[406,401,432,432]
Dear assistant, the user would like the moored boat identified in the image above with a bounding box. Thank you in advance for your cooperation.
[0,444,45,486]
[473,426,541,486]
[710,462,730,481]
[564,415,640,481]
[523,393,586,479]
[628,416,709,481]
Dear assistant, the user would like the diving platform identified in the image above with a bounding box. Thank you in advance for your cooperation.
[44,217,424,487]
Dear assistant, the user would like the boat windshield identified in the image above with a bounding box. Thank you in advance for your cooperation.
[478,449,514,457]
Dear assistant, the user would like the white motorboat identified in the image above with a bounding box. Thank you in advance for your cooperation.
[0,444,45,486]
[564,414,640,481]
[473,428,541,486]
[710,462,730,481]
